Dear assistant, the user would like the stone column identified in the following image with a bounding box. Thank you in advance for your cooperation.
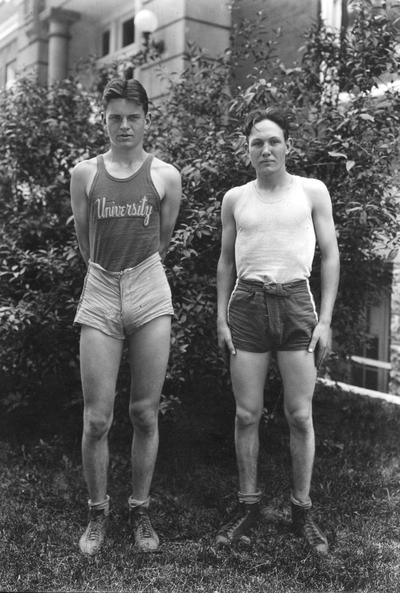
[21,0,48,85]
[40,8,80,85]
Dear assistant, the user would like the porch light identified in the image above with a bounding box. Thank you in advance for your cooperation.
[134,8,164,55]
[135,9,158,34]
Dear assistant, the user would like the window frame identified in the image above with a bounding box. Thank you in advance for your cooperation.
[97,9,138,61]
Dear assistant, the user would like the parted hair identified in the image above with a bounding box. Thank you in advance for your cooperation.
[243,107,290,140]
[102,77,149,114]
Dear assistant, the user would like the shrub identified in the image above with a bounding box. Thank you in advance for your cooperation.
[0,4,399,434]
[0,78,107,434]
[148,6,400,392]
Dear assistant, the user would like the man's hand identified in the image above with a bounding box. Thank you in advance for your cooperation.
[307,321,331,369]
[217,320,236,361]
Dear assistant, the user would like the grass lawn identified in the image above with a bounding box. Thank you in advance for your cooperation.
[1,385,400,592]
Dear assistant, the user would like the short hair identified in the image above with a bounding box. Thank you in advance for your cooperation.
[102,77,149,114]
[243,108,290,141]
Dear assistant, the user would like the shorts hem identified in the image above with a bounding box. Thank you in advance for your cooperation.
[74,319,125,341]
[233,342,270,353]
[277,344,311,351]
[233,342,311,353]
[125,308,174,336]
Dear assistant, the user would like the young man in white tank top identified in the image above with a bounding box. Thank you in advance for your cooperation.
[70,78,181,556]
[216,108,340,554]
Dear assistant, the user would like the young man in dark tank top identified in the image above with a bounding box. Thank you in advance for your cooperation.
[216,108,340,555]
[70,78,181,556]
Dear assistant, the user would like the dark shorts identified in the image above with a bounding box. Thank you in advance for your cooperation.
[228,278,318,353]
[74,252,174,340]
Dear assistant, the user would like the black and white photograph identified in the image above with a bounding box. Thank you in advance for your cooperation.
[0,1,400,591]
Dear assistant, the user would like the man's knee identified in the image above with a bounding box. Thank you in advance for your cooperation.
[83,408,113,440]
[129,400,158,433]
[285,407,313,433]
[235,405,262,428]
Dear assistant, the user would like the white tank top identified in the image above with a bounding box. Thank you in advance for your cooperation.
[234,175,315,283]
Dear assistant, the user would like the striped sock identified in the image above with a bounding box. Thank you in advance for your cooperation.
[128,495,150,510]
[238,490,262,505]
[88,494,110,514]
[290,493,312,509]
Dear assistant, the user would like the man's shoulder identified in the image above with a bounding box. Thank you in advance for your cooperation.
[223,182,249,202]
[71,156,98,179]
[151,155,181,180]
[296,175,328,196]
[296,175,332,213]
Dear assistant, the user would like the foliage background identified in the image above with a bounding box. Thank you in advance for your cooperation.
[0,3,399,436]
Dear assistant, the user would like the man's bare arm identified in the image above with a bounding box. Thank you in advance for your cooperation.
[158,165,182,261]
[70,161,92,266]
[217,190,238,357]
[307,179,340,363]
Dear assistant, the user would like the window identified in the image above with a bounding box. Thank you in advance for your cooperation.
[320,0,342,29]
[350,295,391,392]
[102,30,110,56]
[98,12,137,60]
[122,18,134,47]
[351,336,380,390]
[5,60,16,89]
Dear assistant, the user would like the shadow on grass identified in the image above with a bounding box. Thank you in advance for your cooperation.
[1,385,400,592]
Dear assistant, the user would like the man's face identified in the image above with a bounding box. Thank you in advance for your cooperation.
[105,99,149,149]
[248,118,289,175]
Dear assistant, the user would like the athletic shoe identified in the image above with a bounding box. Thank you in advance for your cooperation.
[291,503,329,555]
[216,502,261,546]
[79,508,108,556]
[129,506,160,552]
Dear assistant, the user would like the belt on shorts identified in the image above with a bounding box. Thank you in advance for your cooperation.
[237,278,307,297]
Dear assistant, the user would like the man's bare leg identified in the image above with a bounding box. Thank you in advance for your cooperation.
[216,349,270,545]
[79,325,123,555]
[127,315,171,551]
[277,349,328,554]
[231,350,270,494]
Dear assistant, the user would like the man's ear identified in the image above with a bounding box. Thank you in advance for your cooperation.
[145,112,152,127]
[286,137,293,153]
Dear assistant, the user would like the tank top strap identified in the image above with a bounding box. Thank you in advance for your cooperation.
[95,153,153,181]
[97,154,106,171]
[87,156,104,200]
[143,154,154,182]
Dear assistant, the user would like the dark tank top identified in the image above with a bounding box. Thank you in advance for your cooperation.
[88,154,161,271]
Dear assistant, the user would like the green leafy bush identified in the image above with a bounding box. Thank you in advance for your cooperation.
[0,78,107,433]
[0,4,399,434]
[149,6,399,391]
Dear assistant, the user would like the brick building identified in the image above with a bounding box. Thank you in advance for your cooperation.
[1,0,399,394]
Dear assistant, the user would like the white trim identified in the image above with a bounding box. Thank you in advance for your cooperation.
[339,80,400,104]
[227,278,240,325]
[0,14,18,42]
[305,278,318,322]
[318,377,400,405]
[97,42,140,65]
[320,0,342,29]
[350,355,391,371]
[96,4,137,27]
[5,59,16,88]
[370,79,400,97]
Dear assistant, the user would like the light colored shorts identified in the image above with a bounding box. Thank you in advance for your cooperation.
[74,252,174,340]
[228,278,318,353]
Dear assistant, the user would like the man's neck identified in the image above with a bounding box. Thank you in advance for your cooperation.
[256,170,291,192]
[107,146,147,166]
[104,147,148,178]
